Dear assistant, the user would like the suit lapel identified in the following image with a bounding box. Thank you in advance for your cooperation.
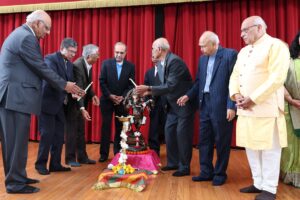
[210,47,223,83]
[201,56,209,87]
[57,53,69,80]
[81,58,89,81]
[112,60,118,81]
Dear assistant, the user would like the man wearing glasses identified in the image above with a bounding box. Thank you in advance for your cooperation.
[35,38,78,176]
[229,16,290,200]
[99,42,135,162]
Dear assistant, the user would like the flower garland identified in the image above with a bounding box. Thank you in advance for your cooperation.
[108,116,135,175]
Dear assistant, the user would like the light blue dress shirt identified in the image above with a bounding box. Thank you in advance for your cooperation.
[204,52,217,93]
[116,62,123,79]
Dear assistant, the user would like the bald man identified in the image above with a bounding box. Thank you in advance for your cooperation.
[0,10,83,194]
[178,31,237,186]
[229,16,290,200]
[136,38,195,177]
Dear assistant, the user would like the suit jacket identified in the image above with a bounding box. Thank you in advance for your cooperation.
[144,66,166,107]
[187,46,237,121]
[151,52,195,117]
[40,52,73,115]
[66,57,96,119]
[99,58,135,100]
[0,24,66,115]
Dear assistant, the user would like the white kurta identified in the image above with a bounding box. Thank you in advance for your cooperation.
[229,33,290,150]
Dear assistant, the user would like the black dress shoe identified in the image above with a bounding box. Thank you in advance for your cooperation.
[7,185,40,194]
[240,185,262,193]
[172,170,190,177]
[255,190,276,200]
[26,178,40,184]
[98,156,108,162]
[79,158,96,164]
[161,166,178,171]
[35,167,50,175]
[49,166,71,172]
[192,175,213,182]
[212,176,227,186]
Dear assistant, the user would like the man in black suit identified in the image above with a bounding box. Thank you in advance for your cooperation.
[35,38,78,175]
[0,10,83,194]
[136,38,195,177]
[65,44,100,167]
[144,57,166,156]
[178,31,237,186]
[99,42,135,162]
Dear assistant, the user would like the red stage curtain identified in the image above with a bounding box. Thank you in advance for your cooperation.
[0,0,299,145]
[163,0,300,146]
[0,7,155,142]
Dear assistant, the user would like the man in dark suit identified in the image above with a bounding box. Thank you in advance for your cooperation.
[65,44,100,167]
[35,38,78,176]
[99,42,135,162]
[136,38,195,177]
[0,10,83,194]
[144,57,167,156]
[177,31,237,185]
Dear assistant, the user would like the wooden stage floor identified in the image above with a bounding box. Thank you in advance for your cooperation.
[0,142,299,200]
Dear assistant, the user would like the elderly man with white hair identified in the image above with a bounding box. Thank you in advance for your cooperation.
[0,10,83,194]
[65,44,100,167]
[177,31,237,186]
[136,38,195,177]
[229,16,290,200]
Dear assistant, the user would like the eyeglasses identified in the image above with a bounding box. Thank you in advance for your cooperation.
[67,48,77,55]
[241,25,258,33]
[39,20,51,31]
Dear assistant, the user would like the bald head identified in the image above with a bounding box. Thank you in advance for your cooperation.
[152,37,170,60]
[153,38,170,51]
[241,16,267,45]
[26,10,51,39]
[199,31,219,56]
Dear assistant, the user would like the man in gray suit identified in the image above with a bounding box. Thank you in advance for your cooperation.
[136,38,195,177]
[0,10,84,194]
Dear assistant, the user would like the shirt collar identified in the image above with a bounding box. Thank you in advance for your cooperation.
[116,61,124,66]
[25,23,36,37]
[84,58,92,74]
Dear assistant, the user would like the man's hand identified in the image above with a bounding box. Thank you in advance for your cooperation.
[226,109,236,121]
[177,95,189,106]
[291,99,300,109]
[92,96,100,106]
[136,85,151,96]
[81,109,91,121]
[236,96,255,110]
[109,94,119,104]
[109,94,124,105]
[65,82,85,96]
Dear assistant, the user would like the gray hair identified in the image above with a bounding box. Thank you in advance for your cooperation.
[26,10,44,23]
[114,42,127,51]
[253,16,267,31]
[155,38,170,51]
[204,31,220,45]
[60,37,77,49]
[82,44,99,58]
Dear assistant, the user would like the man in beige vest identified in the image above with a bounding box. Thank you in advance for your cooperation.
[229,16,290,200]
